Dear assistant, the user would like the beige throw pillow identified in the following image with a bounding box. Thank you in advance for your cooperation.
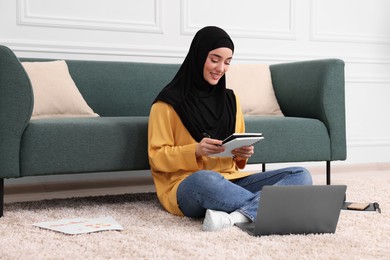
[22,60,99,120]
[226,64,283,116]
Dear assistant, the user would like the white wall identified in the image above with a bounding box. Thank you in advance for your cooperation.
[1,0,390,165]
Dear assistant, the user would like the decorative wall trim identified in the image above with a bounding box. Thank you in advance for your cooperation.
[17,0,163,33]
[180,0,296,40]
[311,31,390,45]
[3,39,390,68]
[348,137,390,148]
[1,40,184,59]
[310,0,390,44]
[347,77,390,84]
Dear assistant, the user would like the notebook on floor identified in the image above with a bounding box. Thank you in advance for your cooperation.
[235,185,347,236]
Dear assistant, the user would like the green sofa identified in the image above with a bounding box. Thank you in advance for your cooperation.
[0,45,346,217]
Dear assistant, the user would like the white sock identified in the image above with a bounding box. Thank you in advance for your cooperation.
[202,209,251,232]
[202,209,233,231]
[230,211,250,223]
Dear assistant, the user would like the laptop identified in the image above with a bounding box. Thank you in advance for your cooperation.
[235,185,347,236]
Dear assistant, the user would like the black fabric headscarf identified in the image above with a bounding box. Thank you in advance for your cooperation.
[153,26,237,142]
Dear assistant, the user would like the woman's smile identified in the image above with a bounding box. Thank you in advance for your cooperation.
[210,72,223,80]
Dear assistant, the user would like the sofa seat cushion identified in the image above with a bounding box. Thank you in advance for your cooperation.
[244,116,331,163]
[20,117,149,176]
[20,116,331,176]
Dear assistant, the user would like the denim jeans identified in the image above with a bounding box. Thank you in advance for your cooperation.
[177,167,312,222]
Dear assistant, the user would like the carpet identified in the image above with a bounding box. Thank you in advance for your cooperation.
[0,173,389,260]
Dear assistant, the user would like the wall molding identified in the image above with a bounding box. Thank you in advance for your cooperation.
[311,31,390,45]
[17,0,163,33]
[1,40,185,59]
[347,77,390,84]
[310,0,390,44]
[348,137,390,148]
[4,39,390,66]
[180,0,296,40]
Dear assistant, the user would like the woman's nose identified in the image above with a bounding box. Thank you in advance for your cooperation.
[216,62,225,73]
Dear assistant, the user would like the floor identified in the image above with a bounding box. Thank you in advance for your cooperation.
[4,162,390,204]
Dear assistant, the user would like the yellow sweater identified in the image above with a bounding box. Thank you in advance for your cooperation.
[147,99,252,216]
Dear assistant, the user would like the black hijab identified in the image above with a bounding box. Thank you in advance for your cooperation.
[153,26,237,142]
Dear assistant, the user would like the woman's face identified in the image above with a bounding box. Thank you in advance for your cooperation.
[203,47,233,85]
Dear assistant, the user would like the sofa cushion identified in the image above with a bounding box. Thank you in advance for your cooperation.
[226,64,283,116]
[19,116,331,176]
[20,117,149,176]
[244,116,331,163]
[22,60,99,120]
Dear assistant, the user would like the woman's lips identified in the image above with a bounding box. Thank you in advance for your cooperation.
[211,72,222,80]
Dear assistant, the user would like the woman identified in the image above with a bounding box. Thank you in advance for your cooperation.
[148,26,312,232]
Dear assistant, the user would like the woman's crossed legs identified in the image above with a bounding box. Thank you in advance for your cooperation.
[177,167,312,231]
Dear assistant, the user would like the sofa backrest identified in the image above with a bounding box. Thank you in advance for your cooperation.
[68,60,180,117]
[19,58,180,117]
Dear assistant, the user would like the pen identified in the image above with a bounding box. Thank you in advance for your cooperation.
[202,132,211,138]
[202,132,222,147]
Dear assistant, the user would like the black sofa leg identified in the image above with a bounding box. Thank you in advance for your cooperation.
[326,161,331,185]
[1,178,3,217]
[262,163,266,172]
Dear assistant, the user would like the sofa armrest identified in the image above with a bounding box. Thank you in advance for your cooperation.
[270,59,346,160]
[0,45,33,178]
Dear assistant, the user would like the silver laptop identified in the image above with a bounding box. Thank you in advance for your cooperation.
[235,185,347,236]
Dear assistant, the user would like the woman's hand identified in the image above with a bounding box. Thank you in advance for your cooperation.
[231,145,254,160]
[196,138,224,157]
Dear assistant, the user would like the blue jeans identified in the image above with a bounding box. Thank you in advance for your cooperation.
[177,167,312,222]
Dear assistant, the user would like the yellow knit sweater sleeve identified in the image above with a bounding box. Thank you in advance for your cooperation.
[148,102,201,173]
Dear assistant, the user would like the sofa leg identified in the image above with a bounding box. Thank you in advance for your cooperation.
[326,161,331,185]
[0,178,3,217]
[262,163,266,172]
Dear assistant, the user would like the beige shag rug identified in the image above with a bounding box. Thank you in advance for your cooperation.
[0,173,389,260]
